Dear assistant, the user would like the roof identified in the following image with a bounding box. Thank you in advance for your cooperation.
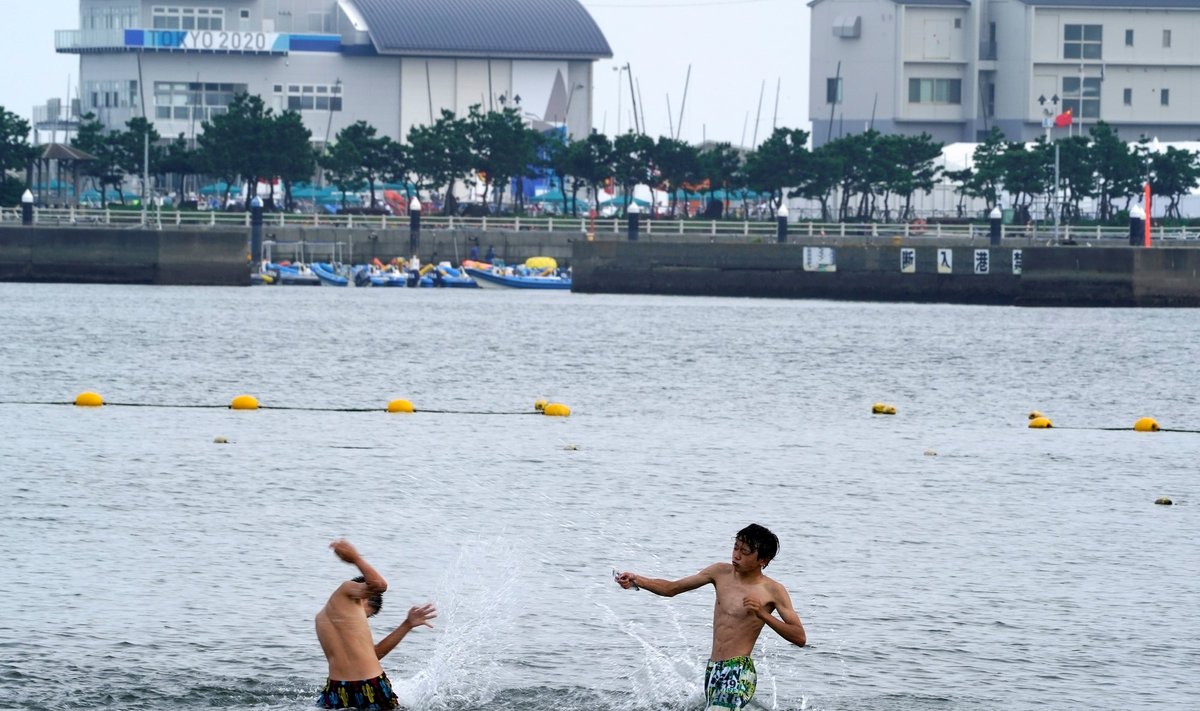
[809,0,967,7]
[351,0,613,60]
[1020,0,1200,6]
[40,143,96,162]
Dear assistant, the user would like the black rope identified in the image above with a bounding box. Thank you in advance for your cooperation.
[0,400,547,415]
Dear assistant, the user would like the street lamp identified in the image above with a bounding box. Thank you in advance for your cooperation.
[613,65,628,134]
[1037,93,1062,242]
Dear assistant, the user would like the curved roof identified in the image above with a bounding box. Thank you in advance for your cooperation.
[351,0,613,60]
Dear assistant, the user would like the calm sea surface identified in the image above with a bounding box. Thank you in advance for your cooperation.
[1,283,1197,711]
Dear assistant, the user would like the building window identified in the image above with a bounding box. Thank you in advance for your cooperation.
[83,6,138,30]
[1062,77,1100,119]
[153,82,246,122]
[1125,29,1133,46]
[1161,89,1170,106]
[826,77,842,104]
[908,78,962,104]
[1123,88,1132,106]
[152,6,225,31]
[277,83,343,112]
[1064,24,1102,60]
[84,80,139,110]
[954,18,962,29]
[1163,30,1172,48]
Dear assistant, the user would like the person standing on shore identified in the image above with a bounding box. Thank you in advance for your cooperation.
[315,539,437,710]
[614,524,806,710]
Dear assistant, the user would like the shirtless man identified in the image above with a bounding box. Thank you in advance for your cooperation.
[615,523,806,710]
[315,540,437,710]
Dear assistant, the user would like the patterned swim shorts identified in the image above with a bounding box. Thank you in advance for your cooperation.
[317,671,400,710]
[704,655,757,710]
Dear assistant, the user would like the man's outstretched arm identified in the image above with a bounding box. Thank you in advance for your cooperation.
[374,603,437,659]
[330,539,388,594]
[616,564,718,598]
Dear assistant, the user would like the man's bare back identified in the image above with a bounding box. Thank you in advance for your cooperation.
[316,580,387,681]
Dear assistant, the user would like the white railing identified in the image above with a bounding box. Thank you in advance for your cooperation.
[55,29,126,52]
[9,208,1194,243]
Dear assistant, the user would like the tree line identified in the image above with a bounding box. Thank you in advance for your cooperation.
[5,97,1200,222]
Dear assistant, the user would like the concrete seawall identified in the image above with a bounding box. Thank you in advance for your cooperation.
[572,241,1200,307]
[0,226,249,285]
[572,240,1023,305]
[1019,247,1200,307]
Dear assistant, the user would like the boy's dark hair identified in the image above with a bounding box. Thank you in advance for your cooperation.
[352,575,384,617]
[736,523,779,566]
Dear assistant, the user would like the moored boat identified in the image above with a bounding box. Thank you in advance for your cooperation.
[464,266,571,290]
[311,262,349,287]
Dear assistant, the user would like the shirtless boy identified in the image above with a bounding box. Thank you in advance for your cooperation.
[315,539,437,710]
[615,523,806,710]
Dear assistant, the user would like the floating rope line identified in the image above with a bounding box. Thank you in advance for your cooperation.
[0,401,557,416]
[1051,425,1200,434]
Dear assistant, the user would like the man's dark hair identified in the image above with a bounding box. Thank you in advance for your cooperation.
[352,575,384,617]
[736,523,779,566]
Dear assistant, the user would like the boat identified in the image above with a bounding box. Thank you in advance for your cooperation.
[311,262,349,287]
[464,266,572,290]
[261,261,320,286]
[352,262,407,287]
[429,263,479,288]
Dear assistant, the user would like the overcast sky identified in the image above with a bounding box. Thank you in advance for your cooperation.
[3,0,810,148]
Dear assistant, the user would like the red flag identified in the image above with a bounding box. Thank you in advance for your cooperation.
[1054,108,1073,127]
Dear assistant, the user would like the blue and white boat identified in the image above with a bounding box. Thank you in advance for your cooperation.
[464,267,572,290]
[260,261,320,286]
[311,262,349,287]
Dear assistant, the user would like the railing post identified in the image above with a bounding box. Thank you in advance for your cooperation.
[408,196,422,256]
[627,202,641,240]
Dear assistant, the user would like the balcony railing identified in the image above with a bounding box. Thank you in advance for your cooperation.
[55,29,127,52]
[979,41,997,61]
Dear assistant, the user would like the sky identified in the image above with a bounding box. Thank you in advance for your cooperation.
[2,0,811,149]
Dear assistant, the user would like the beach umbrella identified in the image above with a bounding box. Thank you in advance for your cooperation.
[598,196,650,208]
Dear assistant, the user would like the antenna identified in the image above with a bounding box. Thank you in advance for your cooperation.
[772,77,781,131]
[677,64,691,141]
[666,94,675,140]
[751,80,765,148]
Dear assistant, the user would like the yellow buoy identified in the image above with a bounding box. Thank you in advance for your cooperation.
[1154,497,1173,506]
[230,395,259,410]
[534,399,549,412]
[543,403,571,417]
[74,391,104,407]
[1028,416,1053,429]
[1028,410,1044,421]
[387,399,415,414]
[872,403,896,415]
[1133,417,1160,432]
[213,436,229,444]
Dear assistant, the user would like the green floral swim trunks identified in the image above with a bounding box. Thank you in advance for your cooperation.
[704,655,757,710]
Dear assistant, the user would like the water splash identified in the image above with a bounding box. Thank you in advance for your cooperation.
[392,537,524,710]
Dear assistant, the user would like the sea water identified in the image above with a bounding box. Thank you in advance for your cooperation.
[1,283,1198,710]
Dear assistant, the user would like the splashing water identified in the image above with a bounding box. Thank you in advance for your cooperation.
[392,538,524,710]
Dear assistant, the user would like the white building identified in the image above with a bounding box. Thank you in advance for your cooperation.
[56,0,612,146]
[809,0,1200,147]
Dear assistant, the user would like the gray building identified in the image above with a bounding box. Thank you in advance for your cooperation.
[809,0,1200,146]
[56,0,612,146]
